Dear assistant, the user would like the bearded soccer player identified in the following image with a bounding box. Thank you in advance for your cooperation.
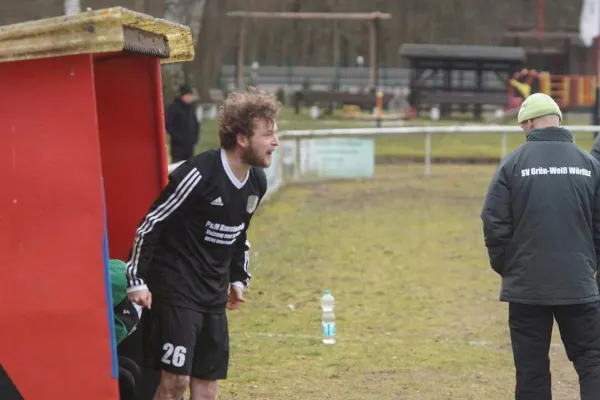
[125,87,281,400]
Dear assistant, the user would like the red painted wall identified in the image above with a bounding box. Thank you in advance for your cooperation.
[0,54,119,399]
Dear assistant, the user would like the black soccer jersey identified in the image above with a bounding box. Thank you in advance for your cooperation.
[125,148,267,313]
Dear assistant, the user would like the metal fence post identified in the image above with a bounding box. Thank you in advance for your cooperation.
[424,133,431,176]
[294,137,301,180]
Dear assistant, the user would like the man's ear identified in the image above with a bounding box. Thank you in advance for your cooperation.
[237,133,250,149]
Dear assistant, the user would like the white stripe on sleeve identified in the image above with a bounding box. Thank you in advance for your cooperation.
[126,168,202,287]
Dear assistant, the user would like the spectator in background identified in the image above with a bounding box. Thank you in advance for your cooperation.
[481,93,600,399]
[166,84,200,163]
[590,133,600,163]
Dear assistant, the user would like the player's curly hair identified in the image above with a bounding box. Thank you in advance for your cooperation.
[218,87,282,150]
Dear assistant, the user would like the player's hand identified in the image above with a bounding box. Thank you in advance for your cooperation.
[128,289,152,309]
[227,285,246,310]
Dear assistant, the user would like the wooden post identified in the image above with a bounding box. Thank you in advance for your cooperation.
[333,21,340,68]
[475,64,483,119]
[227,11,391,20]
[236,19,247,89]
[333,21,340,83]
[369,17,381,89]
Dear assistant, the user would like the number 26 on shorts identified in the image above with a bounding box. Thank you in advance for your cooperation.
[161,343,187,367]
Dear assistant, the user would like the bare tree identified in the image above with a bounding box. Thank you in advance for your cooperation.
[161,0,206,101]
[164,0,205,42]
[1,0,586,70]
[190,0,231,99]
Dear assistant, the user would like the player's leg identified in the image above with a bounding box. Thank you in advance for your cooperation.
[182,143,194,161]
[154,371,190,400]
[554,301,600,399]
[189,379,218,400]
[118,356,141,385]
[189,313,229,400]
[170,138,188,163]
[118,356,140,400]
[143,305,201,400]
[508,303,553,398]
[118,364,136,400]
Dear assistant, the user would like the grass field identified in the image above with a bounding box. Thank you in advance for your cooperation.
[192,109,598,161]
[212,165,579,400]
[376,131,596,159]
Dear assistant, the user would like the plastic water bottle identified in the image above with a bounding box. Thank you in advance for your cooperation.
[321,290,336,344]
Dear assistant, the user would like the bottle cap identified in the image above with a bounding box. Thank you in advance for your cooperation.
[324,290,331,295]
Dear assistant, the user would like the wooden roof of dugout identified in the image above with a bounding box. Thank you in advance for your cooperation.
[0,7,194,64]
[399,43,526,63]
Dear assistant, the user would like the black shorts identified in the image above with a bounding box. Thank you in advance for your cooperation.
[143,304,229,380]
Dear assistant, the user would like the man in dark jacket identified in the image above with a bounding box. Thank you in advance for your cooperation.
[481,93,600,399]
[591,133,600,164]
[165,84,200,163]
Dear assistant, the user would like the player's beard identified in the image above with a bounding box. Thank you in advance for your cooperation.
[241,145,268,167]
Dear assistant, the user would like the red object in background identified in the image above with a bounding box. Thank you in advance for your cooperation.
[0,52,168,399]
[508,96,525,111]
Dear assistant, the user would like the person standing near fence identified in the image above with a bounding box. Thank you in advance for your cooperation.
[590,133,600,164]
[481,93,600,399]
[165,84,200,163]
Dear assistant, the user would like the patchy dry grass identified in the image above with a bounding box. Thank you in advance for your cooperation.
[212,165,579,400]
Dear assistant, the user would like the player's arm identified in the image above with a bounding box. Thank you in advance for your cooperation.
[228,170,267,309]
[227,230,251,311]
[480,165,513,276]
[229,170,267,290]
[125,161,203,295]
[229,234,252,290]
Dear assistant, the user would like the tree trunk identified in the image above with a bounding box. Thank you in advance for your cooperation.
[191,0,231,100]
